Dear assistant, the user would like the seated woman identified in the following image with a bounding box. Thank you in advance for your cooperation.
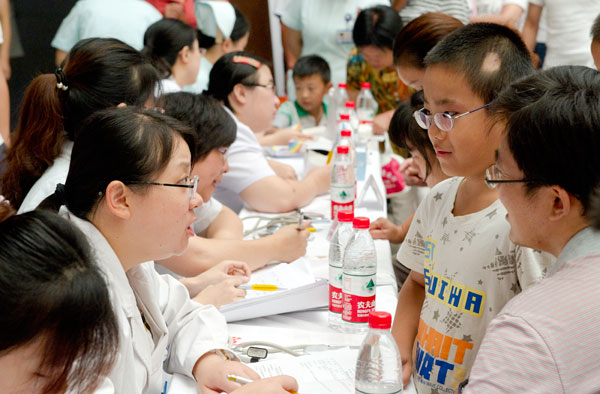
[0,198,118,393]
[159,92,310,275]
[205,52,330,213]
[142,18,202,94]
[346,5,410,134]
[2,37,160,214]
[42,106,297,393]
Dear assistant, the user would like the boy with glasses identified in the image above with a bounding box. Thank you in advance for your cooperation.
[462,66,600,393]
[391,23,553,393]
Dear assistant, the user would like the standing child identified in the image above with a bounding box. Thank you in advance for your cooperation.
[391,23,553,393]
[273,54,332,130]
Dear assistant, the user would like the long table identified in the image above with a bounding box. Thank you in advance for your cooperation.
[168,142,417,393]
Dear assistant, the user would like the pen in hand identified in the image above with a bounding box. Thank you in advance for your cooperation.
[238,284,288,291]
[227,374,299,394]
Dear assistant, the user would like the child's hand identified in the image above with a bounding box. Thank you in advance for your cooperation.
[399,158,427,187]
[369,217,404,243]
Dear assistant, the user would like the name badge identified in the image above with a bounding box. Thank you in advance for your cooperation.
[336,29,353,45]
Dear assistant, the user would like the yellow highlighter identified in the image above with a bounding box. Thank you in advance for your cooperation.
[227,374,299,394]
[238,284,289,291]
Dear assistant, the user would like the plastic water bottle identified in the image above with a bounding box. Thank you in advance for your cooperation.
[330,146,355,220]
[357,82,379,139]
[355,311,403,394]
[332,129,357,170]
[343,101,360,136]
[328,209,354,331]
[335,83,349,118]
[342,217,376,334]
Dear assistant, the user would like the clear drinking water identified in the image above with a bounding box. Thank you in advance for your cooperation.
[328,210,355,331]
[342,217,376,334]
[355,311,403,394]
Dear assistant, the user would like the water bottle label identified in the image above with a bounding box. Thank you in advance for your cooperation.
[329,264,343,313]
[331,200,354,220]
[342,274,376,323]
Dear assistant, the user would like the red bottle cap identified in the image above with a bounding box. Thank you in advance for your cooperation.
[353,216,369,229]
[338,210,354,222]
[345,101,356,108]
[360,82,372,89]
[340,129,352,137]
[336,146,349,155]
[338,82,347,89]
[368,311,391,329]
[339,114,350,121]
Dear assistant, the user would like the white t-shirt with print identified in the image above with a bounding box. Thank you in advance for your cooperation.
[192,197,223,234]
[212,107,276,213]
[397,176,553,393]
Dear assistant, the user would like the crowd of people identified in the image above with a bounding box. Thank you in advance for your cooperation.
[0,0,600,393]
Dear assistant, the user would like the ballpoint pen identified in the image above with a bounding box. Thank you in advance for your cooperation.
[238,284,288,291]
[227,374,299,394]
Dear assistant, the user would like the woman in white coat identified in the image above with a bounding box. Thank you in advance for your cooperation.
[42,107,298,394]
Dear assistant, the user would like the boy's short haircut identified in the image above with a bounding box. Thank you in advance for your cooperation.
[292,55,331,84]
[425,23,534,104]
[591,14,600,41]
[161,92,237,161]
[388,91,435,177]
[490,65,600,213]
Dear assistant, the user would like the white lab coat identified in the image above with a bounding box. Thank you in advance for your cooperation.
[62,208,233,393]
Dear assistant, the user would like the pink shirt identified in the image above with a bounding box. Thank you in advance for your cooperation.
[465,227,600,393]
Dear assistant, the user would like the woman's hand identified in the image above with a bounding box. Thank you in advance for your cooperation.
[192,276,248,308]
[260,127,313,146]
[269,160,298,181]
[270,224,309,262]
[194,354,261,394]
[182,260,250,297]
[231,376,299,394]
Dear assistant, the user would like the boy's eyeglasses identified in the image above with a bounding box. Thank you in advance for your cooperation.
[242,83,276,93]
[126,175,199,199]
[414,103,491,132]
[484,164,536,189]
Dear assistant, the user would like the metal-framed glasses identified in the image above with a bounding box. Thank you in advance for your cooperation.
[126,175,199,199]
[242,82,276,92]
[485,164,534,189]
[414,103,491,132]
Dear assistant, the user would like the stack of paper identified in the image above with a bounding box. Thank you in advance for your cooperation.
[220,258,328,322]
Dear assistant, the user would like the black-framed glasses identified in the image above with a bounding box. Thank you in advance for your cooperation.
[126,175,199,199]
[242,82,276,92]
[414,103,491,132]
[485,164,534,189]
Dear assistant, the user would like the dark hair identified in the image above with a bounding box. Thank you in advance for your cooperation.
[591,13,600,41]
[0,208,118,393]
[142,18,196,77]
[393,12,464,68]
[489,65,600,213]
[353,5,403,49]
[162,92,236,160]
[42,107,196,219]
[590,186,600,230]
[388,91,435,176]
[424,23,534,104]
[197,6,249,49]
[293,55,331,83]
[205,51,267,109]
[1,38,161,209]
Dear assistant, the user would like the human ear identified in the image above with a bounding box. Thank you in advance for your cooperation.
[179,45,191,64]
[221,38,234,52]
[548,186,572,222]
[104,181,132,220]
[231,83,248,106]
